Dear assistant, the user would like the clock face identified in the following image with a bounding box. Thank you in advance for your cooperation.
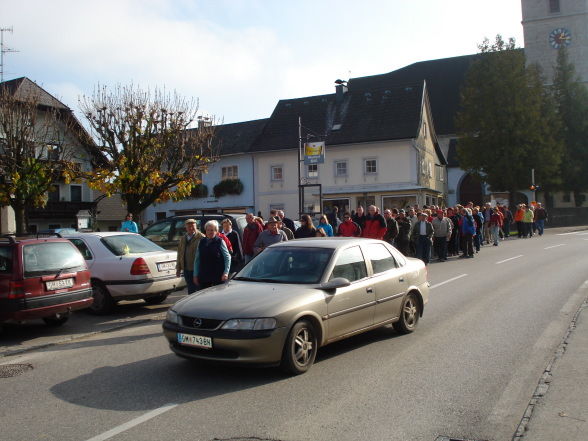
[549,28,572,49]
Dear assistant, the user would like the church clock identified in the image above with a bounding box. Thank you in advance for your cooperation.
[549,28,572,49]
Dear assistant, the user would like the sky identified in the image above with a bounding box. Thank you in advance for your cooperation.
[1,0,524,125]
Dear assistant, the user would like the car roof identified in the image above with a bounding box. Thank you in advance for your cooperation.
[0,236,74,245]
[270,237,381,250]
[62,232,140,238]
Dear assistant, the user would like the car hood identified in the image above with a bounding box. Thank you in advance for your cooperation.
[173,280,324,319]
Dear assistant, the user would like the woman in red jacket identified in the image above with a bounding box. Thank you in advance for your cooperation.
[362,205,388,240]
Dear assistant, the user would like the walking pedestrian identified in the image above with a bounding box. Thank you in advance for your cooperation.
[411,212,434,264]
[534,203,548,236]
[489,207,502,246]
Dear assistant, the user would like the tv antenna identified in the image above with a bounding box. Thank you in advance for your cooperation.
[1,27,18,82]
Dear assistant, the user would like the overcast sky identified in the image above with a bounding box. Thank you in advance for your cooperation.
[2,0,524,124]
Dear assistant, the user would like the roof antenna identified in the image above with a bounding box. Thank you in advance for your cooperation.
[1,26,18,82]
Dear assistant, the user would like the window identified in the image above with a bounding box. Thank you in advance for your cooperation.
[221,165,238,180]
[46,144,61,161]
[0,246,13,273]
[47,185,60,202]
[330,246,367,282]
[365,243,397,274]
[307,163,318,178]
[549,0,560,13]
[335,160,348,177]
[69,239,93,260]
[271,166,283,181]
[364,159,377,174]
[70,185,82,202]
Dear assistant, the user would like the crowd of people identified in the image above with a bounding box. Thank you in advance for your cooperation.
[171,202,548,290]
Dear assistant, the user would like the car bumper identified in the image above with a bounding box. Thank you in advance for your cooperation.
[162,322,289,365]
[105,275,185,298]
[0,288,94,321]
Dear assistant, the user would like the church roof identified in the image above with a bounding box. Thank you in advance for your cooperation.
[349,54,477,136]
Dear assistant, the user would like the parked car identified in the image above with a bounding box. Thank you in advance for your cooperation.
[143,214,247,250]
[0,235,93,327]
[163,237,429,374]
[63,232,184,314]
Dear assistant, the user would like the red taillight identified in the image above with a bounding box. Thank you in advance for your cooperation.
[8,281,25,299]
[130,258,151,275]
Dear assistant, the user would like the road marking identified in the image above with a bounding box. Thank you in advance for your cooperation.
[578,232,588,236]
[85,403,178,441]
[544,244,566,250]
[429,274,468,290]
[496,255,523,265]
[556,231,588,236]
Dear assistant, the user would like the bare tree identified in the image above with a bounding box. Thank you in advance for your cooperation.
[0,81,80,234]
[79,84,219,224]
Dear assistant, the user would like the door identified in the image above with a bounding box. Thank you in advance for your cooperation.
[325,246,375,341]
[363,243,406,325]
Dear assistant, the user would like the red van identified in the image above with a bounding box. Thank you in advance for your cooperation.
[0,236,93,326]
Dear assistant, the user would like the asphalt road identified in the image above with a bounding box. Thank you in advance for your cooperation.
[1,227,587,441]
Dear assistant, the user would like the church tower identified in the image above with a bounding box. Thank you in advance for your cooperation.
[521,0,588,86]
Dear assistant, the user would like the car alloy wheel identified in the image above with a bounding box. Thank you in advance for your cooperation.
[393,293,420,334]
[281,320,317,375]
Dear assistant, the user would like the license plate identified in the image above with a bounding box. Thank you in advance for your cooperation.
[46,278,74,291]
[177,333,212,349]
[157,261,176,271]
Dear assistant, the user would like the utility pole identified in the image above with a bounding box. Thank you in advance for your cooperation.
[1,27,18,82]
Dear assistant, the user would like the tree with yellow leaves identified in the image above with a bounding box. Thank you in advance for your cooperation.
[79,84,218,224]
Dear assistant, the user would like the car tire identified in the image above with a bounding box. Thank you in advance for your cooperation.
[393,292,420,334]
[89,283,115,315]
[281,319,317,375]
[144,293,169,305]
[42,313,69,326]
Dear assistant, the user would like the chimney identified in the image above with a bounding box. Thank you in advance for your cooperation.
[334,79,348,103]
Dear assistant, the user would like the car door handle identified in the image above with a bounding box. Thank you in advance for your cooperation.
[399,277,404,282]
[366,287,374,294]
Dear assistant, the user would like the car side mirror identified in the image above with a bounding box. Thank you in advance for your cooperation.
[319,277,351,292]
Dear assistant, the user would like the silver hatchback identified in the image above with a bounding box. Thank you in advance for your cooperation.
[163,238,429,374]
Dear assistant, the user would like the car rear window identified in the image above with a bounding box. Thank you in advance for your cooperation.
[101,234,164,256]
[0,246,12,273]
[23,242,86,277]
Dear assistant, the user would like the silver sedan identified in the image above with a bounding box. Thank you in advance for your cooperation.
[163,238,429,374]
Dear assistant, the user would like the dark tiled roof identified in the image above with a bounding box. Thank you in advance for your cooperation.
[349,54,478,136]
[1,77,69,110]
[213,118,268,155]
[251,83,426,152]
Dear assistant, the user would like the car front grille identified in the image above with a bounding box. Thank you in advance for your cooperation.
[179,315,223,330]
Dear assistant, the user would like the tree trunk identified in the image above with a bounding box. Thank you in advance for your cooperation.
[13,203,27,235]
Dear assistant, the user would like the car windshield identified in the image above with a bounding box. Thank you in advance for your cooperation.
[101,234,164,256]
[23,242,85,277]
[235,247,333,284]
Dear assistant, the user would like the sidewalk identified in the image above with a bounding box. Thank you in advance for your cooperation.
[519,297,588,441]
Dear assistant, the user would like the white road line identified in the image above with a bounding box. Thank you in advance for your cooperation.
[556,232,580,236]
[429,274,468,290]
[544,244,566,250]
[85,403,178,441]
[496,255,523,265]
[577,232,588,236]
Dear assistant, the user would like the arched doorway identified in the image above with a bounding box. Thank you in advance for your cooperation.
[458,174,484,206]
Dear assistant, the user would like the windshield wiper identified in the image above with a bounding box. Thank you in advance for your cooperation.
[233,276,288,283]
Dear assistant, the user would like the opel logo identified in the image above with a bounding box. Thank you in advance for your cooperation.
[193,318,203,328]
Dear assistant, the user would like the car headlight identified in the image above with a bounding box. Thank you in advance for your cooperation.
[221,318,277,331]
[166,309,179,324]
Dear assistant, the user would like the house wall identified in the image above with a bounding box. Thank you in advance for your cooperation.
[144,154,255,223]
[254,136,446,218]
